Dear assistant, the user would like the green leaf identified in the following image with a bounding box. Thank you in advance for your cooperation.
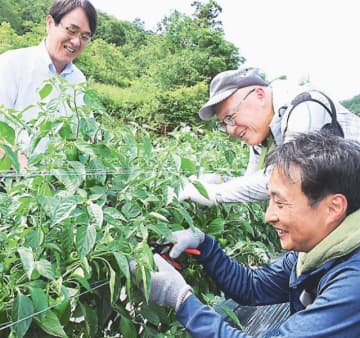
[35,259,55,280]
[31,288,48,320]
[54,168,83,192]
[39,196,78,226]
[18,247,35,281]
[224,149,236,165]
[108,263,117,303]
[113,252,130,281]
[171,154,181,171]
[242,220,255,237]
[113,252,132,302]
[12,294,34,338]
[39,83,53,99]
[0,152,12,171]
[88,158,107,185]
[119,316,137,338]
[72,275,91,291]
[142,137,152,158]
[87,201,103,227]
[0,121,15,144]
[207,218,225,235]
[139,304,160,326]
[175,207,194,227]
[148,211,168,223]
[0,144,19,172]
[34,310,68,337]
[181,157,197,175]
[121,202,141,219]
[148,223,172,238]
[76,224,96,258]
[24,226,44,249]
[89,185,106,201]
[192,180,209,199]
[79,302,99,338]
[103,207,127,222]
[76,141,96,156]
[60,222,73,259]
[218,304,243,329]
[69,160,86,180]
[141,265,152,304]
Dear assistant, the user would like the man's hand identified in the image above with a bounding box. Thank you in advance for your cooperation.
[169,228,205,259]
[177,174,222,207]
[131,254,192,311]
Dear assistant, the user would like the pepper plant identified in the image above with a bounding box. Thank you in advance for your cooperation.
[0,79,278,337]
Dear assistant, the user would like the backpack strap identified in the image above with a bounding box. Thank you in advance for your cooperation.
[283,90,344,138]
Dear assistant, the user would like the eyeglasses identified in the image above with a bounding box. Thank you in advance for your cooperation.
[58,22,92,43]
[216,88,256,133]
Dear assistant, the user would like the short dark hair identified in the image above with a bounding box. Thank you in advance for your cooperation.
[49,0,97,36]
[266,131,360,215]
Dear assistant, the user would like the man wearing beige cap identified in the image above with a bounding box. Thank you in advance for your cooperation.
[179,67,360,206]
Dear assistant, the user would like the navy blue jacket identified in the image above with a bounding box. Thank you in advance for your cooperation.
[176,235,360,337]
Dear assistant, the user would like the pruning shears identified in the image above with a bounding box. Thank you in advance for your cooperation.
[148,240,200,271]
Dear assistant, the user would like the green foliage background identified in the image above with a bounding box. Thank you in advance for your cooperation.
[0,81,278,337]
[0,0,244,134]
[1,0,358,130]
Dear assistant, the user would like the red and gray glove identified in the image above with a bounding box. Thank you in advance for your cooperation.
[169,228,205,259]
[131,254,192,311]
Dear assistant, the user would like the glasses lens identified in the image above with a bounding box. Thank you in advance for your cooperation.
[223,114,236,126]
[215,122,227,133]
[63,24,91,42]
[80,33,91,42]
[65,25,78,35]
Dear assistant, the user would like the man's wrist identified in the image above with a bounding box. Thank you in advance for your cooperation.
[175,287,192,312]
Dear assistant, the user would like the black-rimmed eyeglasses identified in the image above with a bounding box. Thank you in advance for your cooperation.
[216,88,256,133]
[58,22,92,43]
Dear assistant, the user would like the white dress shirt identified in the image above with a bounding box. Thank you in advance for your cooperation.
[0,41,86,153]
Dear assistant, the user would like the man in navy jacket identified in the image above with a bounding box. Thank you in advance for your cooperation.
[140,131,360,337]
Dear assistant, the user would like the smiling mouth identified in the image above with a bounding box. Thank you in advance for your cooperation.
[64,45,76,54]
[239,129,247,139]
[274,228,288,236]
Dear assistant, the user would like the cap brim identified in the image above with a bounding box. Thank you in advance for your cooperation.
[198,88,238,120]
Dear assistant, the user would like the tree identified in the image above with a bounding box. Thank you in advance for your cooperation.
[191,0,223,30]
[0,0,22,32]
[95,12,148,48]
[156,9,241,85]
[0,0,50,34]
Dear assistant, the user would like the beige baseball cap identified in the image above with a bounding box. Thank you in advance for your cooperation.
[198,67,268,120]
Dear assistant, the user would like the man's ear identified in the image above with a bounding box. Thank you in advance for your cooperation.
[46,15,53,32]
[327,194,348,225]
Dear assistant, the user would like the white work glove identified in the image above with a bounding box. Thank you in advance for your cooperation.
[131,254,192,311]
[177,174,222,207]
[197,173,224,184]
[169,228,205,259]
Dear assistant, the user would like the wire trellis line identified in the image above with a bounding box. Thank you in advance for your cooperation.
[0,168,184,179]
[0,280,110,332]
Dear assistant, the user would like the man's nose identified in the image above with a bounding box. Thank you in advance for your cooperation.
[70,35,82,47]
[265,202,278,224]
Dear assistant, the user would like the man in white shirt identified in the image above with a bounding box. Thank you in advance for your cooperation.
[0,0,97,163]
[179,67,360,206]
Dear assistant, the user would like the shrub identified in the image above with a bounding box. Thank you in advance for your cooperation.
[0,81,278,337]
